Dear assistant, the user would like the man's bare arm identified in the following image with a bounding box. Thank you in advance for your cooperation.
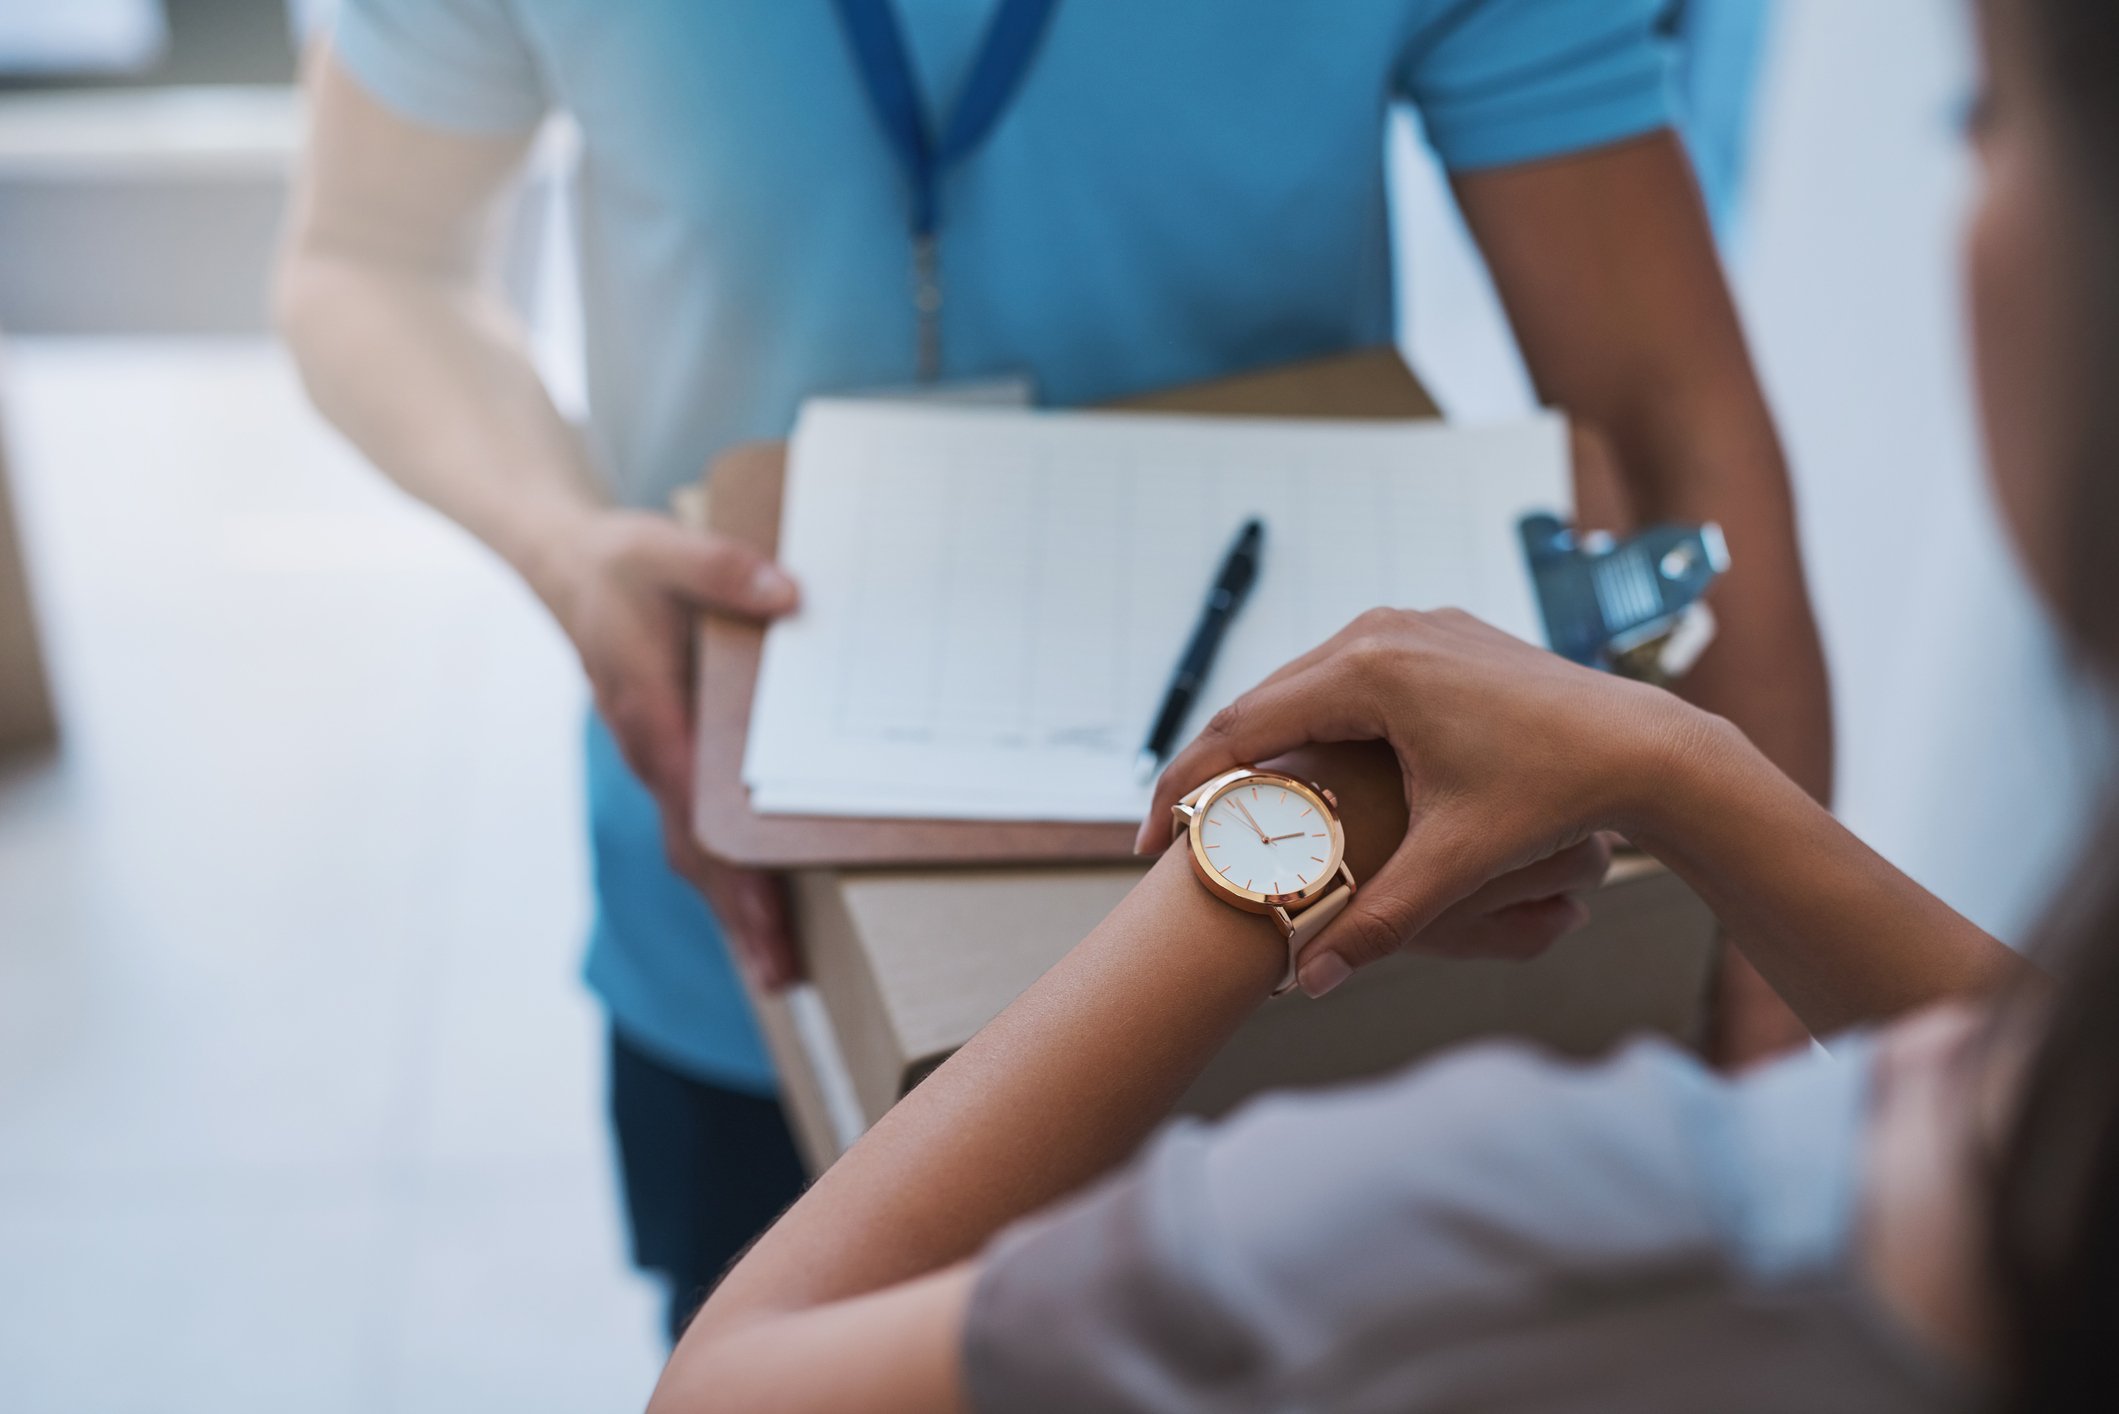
[276,51,804,984]
[275,50,597,599]
[1456,132,1834,1059]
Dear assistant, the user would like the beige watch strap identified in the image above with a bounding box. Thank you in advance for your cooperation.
[1271,883,1353,997]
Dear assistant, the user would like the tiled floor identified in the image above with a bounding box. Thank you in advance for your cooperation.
[0,342,664,1411]
[0,1,2105,1410]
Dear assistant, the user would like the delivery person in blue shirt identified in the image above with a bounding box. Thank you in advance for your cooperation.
[277,0,1828,1341]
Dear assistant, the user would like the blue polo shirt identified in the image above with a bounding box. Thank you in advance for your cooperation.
[337,0,1678,1093]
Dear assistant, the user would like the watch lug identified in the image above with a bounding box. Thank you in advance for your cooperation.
[1270,905,1295,936]
[1338,860,1357,892]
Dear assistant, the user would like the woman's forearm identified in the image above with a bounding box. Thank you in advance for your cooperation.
[654,745,1407,1408]
[1632,714,2030,1035]
[654,843,1280,1413]
[705,844,1279,1311]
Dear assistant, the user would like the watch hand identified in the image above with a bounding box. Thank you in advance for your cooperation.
[1266,832,1306,842]
[1229,799,1270,841]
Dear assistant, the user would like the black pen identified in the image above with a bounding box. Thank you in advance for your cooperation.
[1135,518,1265,784]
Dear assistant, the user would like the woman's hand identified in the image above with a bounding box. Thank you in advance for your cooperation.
[1139,607,1713,995]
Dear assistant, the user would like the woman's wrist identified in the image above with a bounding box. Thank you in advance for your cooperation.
[1137,845,1291,997]
[1613,694,1755,854]
[1136,742,1410,999]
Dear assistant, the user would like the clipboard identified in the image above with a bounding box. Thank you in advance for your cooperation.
[691,347,1450,869]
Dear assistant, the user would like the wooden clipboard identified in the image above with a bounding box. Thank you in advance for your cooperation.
[691,347,1441,869]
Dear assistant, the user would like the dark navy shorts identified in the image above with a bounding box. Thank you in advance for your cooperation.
[607,1028,809,1342]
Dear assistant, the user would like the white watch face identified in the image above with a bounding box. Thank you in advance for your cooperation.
[1196,776,1337,899]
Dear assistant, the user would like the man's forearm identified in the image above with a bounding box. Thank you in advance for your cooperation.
[275,250,603,609]
[1454,132,1835,1055]
[1603,367,1836,1057]
[1454,135,1834,805]
[1592,367,1834,805]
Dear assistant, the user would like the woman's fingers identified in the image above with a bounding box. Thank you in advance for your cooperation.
[1444,834,1612,917]
[1291,810,1492,994]
[1290,805,1605,991]
[1410,836,1612,961]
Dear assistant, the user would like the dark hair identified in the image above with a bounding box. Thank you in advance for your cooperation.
[2030,1,2119,671]
[1984,1,2119,1408]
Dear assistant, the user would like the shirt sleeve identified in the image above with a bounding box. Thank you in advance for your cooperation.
[333,0,548,134]
[1396,0,1679,172]
[960,1038,1878,1413]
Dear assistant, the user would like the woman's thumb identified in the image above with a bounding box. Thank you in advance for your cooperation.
[1293,828,1474,997]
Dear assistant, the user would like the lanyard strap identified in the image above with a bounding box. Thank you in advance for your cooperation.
[832,0,1060,239]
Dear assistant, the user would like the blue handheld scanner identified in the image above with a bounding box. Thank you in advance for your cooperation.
[1519,513,1729,672]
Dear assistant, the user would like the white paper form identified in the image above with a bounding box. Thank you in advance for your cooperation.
[743,400,1571,821]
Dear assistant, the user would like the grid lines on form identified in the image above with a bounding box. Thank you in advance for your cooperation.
[829,433,1149,755]
[834,448,949,742]
[745,402,1571,821]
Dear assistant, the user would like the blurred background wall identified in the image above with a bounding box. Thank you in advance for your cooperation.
[0,1,2100,1410]
[0,0,295,333]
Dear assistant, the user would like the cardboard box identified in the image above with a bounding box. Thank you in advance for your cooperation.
[777,854,1715,1168]
[0,353,57,755]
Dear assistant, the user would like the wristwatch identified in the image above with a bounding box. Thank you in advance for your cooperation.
[1171,767,1357,996]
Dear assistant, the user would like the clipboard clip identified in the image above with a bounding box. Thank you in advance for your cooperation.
[1519,513,1729,684]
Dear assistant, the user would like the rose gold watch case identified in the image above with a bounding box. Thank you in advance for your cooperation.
[1173,768,1350,916]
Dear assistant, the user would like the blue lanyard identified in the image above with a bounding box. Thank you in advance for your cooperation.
[832,0,1060,377]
